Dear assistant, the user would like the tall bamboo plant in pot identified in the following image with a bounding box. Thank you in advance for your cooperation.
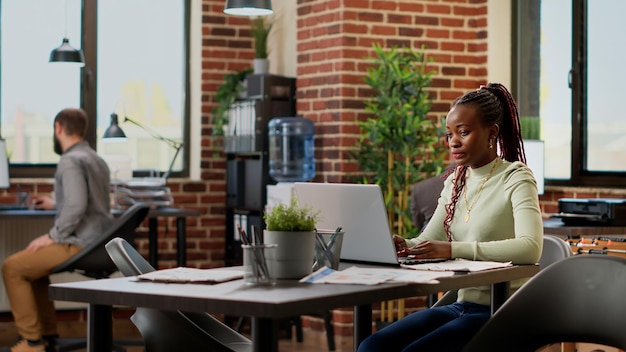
[250,16,272,74]
[353,43,448,237]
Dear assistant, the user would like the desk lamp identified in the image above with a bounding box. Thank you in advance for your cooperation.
[103,113,183,180]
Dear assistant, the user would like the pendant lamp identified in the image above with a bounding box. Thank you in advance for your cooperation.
[224,0,273,16]
[49,38,85,64]
[50,0,85,64]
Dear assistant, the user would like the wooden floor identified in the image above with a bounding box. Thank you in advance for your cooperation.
[1,311,612,352]
[0,309,345,352]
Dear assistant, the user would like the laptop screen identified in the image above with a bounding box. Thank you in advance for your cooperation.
[294,182,399,265]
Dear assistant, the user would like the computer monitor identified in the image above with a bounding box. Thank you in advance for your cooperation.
[0,139,10,189]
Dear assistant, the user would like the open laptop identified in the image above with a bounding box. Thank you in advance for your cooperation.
[294,182,447,266]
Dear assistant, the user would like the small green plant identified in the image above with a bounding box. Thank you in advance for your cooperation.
[264,197,321,232]
[212,68,253,138]
[520,116,541,140]
[250,17,272,59]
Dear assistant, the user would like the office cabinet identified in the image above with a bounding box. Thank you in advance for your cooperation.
[224,74,296,266]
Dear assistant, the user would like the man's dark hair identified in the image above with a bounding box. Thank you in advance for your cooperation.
[54,108,88,138]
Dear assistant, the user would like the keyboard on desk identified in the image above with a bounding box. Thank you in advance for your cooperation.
[0,204,29,211]
[398,256,450,265]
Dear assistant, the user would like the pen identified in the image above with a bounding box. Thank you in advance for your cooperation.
[253,225,262,245]
[237,224,250,245]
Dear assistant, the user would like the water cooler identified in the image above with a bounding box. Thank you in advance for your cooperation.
[266,117,315,208]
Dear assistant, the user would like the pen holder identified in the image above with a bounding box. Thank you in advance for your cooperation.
[242,244,277,285]
[312,229,344,271]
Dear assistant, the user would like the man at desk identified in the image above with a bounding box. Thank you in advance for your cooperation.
[1,108,112,352]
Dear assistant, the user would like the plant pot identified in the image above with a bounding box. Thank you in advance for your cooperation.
[253,58,269,74]
[523,139,545,195]
[263,230,315,279]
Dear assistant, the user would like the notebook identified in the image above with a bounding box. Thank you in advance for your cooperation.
[294,182,448,266]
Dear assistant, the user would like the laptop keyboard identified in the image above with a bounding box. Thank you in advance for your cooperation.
[398,256,449,265]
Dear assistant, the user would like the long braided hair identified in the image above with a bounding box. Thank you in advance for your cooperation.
[442,83,526,241]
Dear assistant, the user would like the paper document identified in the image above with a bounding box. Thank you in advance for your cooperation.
[389,270,455,283]
[299,266,396,285]
[401,258,513,272]
[136,267,245,283]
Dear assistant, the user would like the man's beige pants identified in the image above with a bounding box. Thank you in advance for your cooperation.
[2,243,81,341]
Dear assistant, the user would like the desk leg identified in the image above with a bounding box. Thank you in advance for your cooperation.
[148,217,158,269]
[176,216,187,267]
[490,281,510,315]
[87,303,112,352]
[251,317,278,352]
[354,304,372,351]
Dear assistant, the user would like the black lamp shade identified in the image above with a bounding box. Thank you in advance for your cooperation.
[103,113,127,139]
[224,0,273,16]
[49,38,85,64]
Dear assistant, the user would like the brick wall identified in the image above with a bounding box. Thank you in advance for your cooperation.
[296,0,489,184]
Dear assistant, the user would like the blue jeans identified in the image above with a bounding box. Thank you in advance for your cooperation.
[357,302,491,352]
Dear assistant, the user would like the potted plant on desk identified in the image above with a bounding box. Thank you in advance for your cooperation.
[263,197,320,279]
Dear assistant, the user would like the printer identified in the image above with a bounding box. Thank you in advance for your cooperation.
[554,198,626,226]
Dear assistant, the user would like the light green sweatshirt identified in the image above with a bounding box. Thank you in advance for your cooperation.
[406,158,543,306]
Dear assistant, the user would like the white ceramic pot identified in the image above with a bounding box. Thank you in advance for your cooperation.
[253,58,269,74]
[263,230,315,279]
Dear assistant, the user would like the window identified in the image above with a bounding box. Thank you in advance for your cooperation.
[515,0,626,187]
[0,0,190,178]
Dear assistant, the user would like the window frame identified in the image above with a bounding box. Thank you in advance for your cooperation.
[513,0,626,188]
[7,0,191,179]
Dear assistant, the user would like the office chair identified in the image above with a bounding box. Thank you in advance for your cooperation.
[50,203,151,352]
[104,237,252,352]
[431,234,572,308]
[462,255,626,352]
[539,234,573,269]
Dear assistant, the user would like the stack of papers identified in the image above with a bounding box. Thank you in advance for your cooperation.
[299,266,454,285]
[401,259,513,272]
[300,259,514,285]
[136,267,245,283]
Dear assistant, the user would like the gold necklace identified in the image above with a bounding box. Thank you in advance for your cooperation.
[463,158,499,223]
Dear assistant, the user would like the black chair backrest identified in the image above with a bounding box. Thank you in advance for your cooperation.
[462,255,626,352]
[105,237,156,276]
[51,203,151,279]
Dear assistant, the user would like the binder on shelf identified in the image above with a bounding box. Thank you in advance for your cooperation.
[243,158,264,210]
[233,213,241,242]
[226,159,245,207]
[224,100,257,153]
